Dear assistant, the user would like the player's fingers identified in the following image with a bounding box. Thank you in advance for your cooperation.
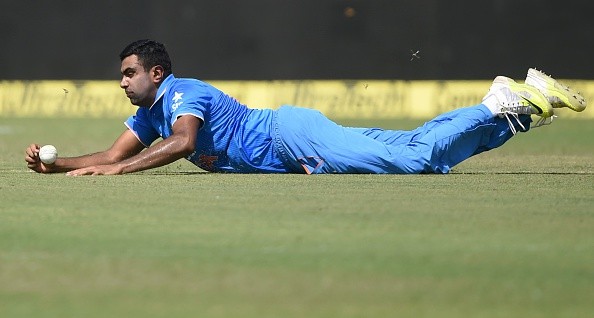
[25,155,38,163]
[67,167,94,176]
[66,169,83,176]
[25,144,40,158]
[29,143,40,152]
[67,166,111,176]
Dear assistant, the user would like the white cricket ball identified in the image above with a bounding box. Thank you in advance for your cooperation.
[39,145,58,164]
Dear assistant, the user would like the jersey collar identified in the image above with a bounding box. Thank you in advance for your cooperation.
[149,74,176,109]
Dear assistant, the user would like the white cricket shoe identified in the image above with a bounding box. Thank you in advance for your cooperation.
[482,76,554,134]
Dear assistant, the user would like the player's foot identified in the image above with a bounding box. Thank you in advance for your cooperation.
[482,76,554,134]
[525,68,586,112]
[489,76,555,118]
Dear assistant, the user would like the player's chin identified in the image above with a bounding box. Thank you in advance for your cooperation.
[125,93,139,104]
[128,97,140,105]
[128,97,150,107]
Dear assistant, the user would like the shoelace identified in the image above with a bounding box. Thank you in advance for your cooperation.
[500,104,531,135]
[533,115,556,128]
[502,111,556,135]
[501,111,525,135]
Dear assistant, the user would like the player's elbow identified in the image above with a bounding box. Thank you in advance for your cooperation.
[176,136,196,157]
[104,149,132,164]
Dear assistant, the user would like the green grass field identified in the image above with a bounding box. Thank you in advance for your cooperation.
[1,117,593,318]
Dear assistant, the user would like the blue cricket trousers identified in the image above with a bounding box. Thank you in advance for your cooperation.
[272,105,531,174]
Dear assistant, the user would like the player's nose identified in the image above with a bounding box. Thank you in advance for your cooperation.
[120,76,128,88]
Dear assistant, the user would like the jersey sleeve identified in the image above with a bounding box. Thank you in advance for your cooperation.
[167,82,211,126]
[124,108,160,147]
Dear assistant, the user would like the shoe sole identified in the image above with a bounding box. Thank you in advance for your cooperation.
[525,68,586,112]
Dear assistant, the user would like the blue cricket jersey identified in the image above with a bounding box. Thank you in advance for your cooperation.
[124,74,289,173]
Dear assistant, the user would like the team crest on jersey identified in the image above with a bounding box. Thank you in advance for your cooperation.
[171,91,184,111]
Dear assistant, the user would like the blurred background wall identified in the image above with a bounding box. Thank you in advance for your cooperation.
[1,0,592,80]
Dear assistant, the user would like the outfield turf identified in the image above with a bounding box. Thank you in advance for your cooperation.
[1,117,593,318]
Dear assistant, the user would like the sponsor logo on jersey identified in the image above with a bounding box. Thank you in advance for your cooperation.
[172,91,184,111]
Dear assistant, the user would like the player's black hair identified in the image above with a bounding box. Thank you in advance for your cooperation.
[119,39,172,76]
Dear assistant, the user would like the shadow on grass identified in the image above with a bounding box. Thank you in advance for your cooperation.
[141,170,594,176]
[139,171,209,175]
[452,171,594,175]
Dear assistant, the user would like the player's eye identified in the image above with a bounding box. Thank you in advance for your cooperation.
[122,68,136,78]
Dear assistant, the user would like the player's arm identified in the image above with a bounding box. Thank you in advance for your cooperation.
[25,129,146,174]
[66,115,201,176]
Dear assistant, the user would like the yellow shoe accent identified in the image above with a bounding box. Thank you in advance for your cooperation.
[491,76,555,118]
[525,68,587,112]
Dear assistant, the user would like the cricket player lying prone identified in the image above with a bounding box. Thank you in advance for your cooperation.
[25,40,587,175]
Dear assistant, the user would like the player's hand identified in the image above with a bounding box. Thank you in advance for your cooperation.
[66,164,124,176]
[25,143,53,173]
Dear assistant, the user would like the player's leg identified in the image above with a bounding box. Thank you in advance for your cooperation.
[393,69,587,170]
[344,105,489,147]
[274,70,584,174]
[394,76,556,172]
[274,104,522,174]
[386,105,531,173]
[420,70,588,168]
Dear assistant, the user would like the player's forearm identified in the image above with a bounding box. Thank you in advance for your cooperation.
[49,152,123,173]
[113,136,194,174]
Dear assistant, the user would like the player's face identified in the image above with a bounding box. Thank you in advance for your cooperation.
[119,55,159,107]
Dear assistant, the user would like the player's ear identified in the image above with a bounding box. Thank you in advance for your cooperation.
[152,65,165,83]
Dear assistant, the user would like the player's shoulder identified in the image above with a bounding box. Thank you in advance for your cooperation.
[164,77,219,102]
[168,77,216,92]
